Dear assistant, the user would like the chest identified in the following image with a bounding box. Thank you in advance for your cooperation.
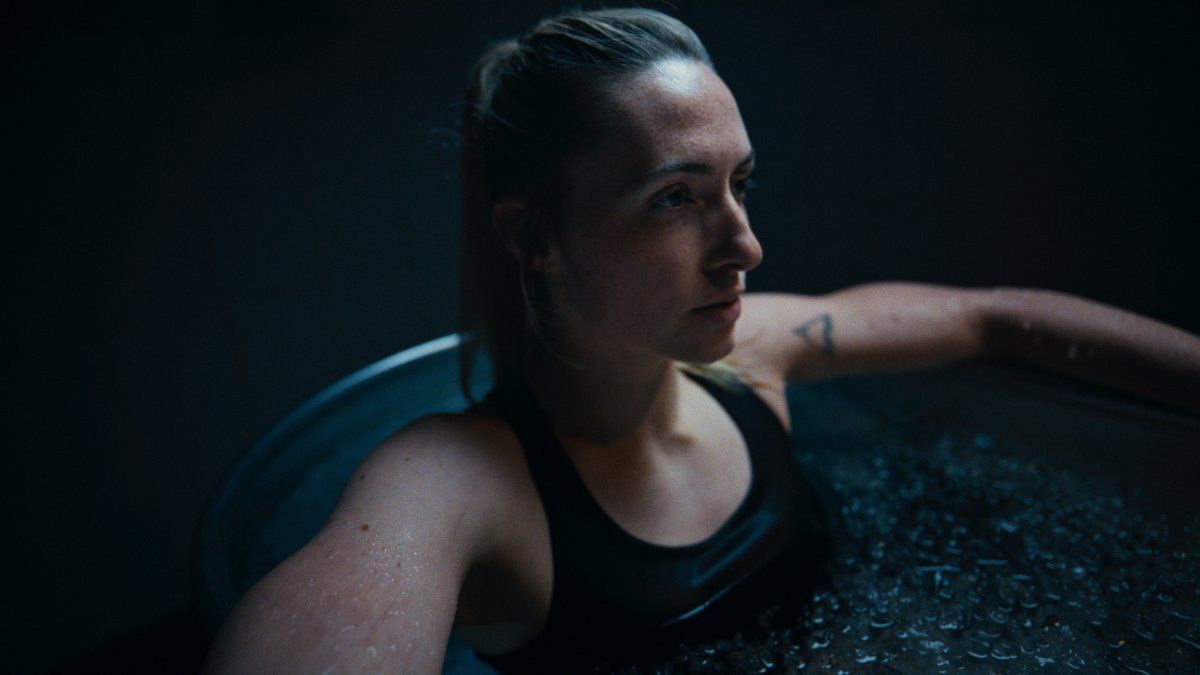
[564,384,753,547]
[456,379,794,655]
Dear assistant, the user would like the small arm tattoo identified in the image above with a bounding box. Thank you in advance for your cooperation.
[792,313,835,355]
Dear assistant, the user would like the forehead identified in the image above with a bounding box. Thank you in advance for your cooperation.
[572,59,750,185]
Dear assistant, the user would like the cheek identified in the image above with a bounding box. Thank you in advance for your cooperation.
[579,240,693,320]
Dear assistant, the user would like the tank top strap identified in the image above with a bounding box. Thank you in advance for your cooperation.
[681,371,794,473]
[483,378,619,547]
[483,372,788,553]
[480,372,830,671]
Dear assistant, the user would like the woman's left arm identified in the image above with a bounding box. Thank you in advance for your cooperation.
[737,284,1200,413]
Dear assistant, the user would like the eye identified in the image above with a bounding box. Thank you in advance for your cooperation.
[652,187,691,210]
[732,175,758,201]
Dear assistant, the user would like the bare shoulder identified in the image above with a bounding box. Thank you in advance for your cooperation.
[204,410,528,673]
[349,410,528,512]
[319,410,529,551]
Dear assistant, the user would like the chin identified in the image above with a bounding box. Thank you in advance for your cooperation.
[674,331,737,365]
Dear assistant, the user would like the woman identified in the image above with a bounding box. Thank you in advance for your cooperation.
[205,8,1200,673]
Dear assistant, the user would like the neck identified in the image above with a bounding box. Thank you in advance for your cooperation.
[525,340,685,447]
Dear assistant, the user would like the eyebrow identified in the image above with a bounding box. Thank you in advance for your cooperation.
[634,149,756,188]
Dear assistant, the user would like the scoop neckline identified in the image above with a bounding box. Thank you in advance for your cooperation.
[545,372,761,555]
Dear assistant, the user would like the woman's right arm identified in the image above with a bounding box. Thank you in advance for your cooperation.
[203,415,502,673]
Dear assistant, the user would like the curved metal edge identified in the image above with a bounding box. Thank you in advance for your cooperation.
[192,333,464,632]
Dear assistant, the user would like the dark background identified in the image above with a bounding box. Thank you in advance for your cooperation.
[10,1,1197,671]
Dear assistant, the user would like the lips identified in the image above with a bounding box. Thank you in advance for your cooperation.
[691,294,743,324]
[697,297,737,310]
[692,288,744,313]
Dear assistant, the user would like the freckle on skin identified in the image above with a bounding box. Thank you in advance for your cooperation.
[360,524,370,531]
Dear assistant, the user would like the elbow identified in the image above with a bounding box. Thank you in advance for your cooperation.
[972,286,1080,363]
[971,286,1039,362]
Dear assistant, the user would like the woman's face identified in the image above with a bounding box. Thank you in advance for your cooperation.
[541,58,762,366]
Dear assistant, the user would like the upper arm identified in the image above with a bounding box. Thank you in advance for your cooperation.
[733,283,990,383]
[204,415,503,674]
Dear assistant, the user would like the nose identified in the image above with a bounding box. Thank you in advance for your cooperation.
[705,192,763,273]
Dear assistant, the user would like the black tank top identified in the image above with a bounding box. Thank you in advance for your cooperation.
[481,372,829,672]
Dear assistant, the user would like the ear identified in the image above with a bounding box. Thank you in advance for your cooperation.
[491,198,559,272]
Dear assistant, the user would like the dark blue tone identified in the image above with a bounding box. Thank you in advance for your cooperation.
[10,1,1198,670]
